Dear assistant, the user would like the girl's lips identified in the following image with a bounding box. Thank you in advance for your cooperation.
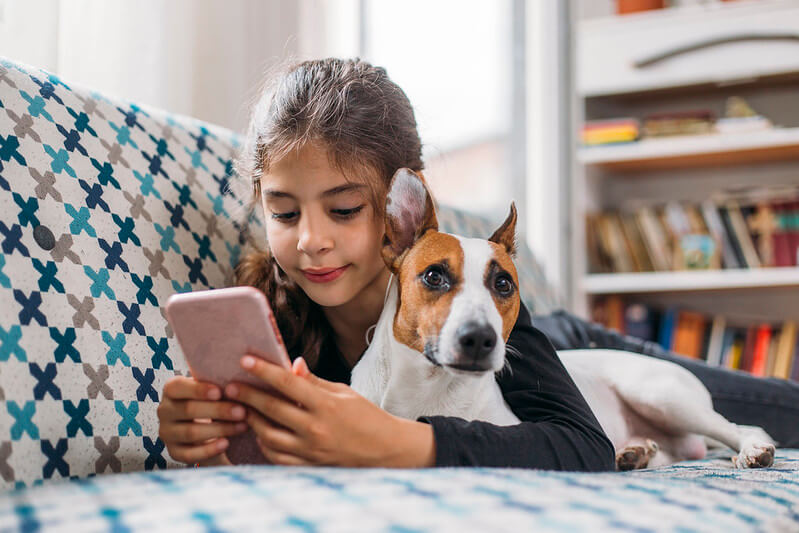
[302,265,350,283]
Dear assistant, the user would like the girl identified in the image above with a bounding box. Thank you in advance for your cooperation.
[157,58,799,469]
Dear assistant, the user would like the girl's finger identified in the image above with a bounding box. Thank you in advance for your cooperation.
[247,411,305,456]
[226,383,310,431]
[178,399,249,423]
[163,376,222,401]
[257,438,311,466]
[162,420,249,445]
[169,438,230,465]
[239,356,318,407]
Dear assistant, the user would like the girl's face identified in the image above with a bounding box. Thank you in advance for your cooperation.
[259,142,387,308]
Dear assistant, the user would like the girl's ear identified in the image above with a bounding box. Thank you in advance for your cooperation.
[381,168,438,273]
[489,202,518,258]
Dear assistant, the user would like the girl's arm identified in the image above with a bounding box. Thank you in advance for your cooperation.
[417,302,616,471]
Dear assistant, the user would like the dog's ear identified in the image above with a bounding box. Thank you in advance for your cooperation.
[489,202,517,258]
[382,168,439,273]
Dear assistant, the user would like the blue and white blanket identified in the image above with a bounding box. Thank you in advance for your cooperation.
[1,448,797,532]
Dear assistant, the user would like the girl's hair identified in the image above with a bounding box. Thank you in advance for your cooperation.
[232,57,423,368]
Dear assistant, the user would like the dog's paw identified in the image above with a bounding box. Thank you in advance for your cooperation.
[616,439,659,471]
[732,442,775,469]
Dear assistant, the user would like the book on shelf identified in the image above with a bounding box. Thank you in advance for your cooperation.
[586,192,799,274]
[590,296,799,382]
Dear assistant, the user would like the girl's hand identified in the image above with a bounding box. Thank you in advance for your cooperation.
[224,356,436,468]
[157,376,250,466]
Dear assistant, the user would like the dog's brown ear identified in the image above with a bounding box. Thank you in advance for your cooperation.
[382,168,439,273]
[489,202,517,258]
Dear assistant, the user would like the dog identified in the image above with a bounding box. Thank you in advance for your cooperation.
[351,168,776,470]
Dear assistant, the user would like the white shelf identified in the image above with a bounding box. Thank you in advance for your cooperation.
[577,127,799,171]
[583,268,799,295]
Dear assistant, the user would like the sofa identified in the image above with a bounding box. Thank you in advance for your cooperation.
[0,56,797,532]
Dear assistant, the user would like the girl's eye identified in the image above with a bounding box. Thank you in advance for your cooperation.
[332,205,365,219]
[271,211,298,221]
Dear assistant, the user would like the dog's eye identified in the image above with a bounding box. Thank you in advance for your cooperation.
[494,274,514,296]
[422,266,449,290]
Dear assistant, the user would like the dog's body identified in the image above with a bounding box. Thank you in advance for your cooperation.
[352,168,776,470]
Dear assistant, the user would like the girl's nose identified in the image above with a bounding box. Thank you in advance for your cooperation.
[297,210,334,255]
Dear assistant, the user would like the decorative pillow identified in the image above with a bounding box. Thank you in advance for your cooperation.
[0,56,258,489]
[0,55,560,491]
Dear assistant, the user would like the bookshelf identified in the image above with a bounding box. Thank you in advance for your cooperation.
[572,0,799,376]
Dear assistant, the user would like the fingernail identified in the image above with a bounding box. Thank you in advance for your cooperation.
[216,439,228,450]
[241,356,255,369]
[235,422,248,432]
[225,384,238,398]
[232,406,245,419]
[207,388,221,400]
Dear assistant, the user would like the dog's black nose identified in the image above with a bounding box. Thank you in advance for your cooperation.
[456,322,497,360]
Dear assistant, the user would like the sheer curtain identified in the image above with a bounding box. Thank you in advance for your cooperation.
[0,0,359,133]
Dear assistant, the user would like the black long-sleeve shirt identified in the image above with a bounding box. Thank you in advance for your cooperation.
[311,302,616,472]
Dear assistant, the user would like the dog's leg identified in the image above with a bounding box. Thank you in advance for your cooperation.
[616,439,659,471]
[614,379,775,469]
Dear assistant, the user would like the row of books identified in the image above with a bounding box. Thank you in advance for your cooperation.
[591,296,799,381]
[586,194,799,273]
[581,97,774,147]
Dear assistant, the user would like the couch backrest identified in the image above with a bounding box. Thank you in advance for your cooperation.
[0,56,560,489]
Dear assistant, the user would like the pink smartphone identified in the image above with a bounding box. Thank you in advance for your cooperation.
[164,285,291,465]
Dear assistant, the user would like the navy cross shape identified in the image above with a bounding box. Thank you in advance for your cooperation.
[30,75,64,105]
[41,438,69,479]
[182,255,208,286]
[30,362,61,400]
[98,238,129,272]
[132,367,158,402]
[14,289,47,326]
[56,124,88,156]
[0,222,30,256]
[143,437,167,470]
[63,399,93,437]
[117,302,145,335]
[78,179,110,212]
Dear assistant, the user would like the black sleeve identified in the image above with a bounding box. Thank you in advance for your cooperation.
[417,302,616,471]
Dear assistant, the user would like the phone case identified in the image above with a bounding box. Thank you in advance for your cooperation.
[164,286,291,465]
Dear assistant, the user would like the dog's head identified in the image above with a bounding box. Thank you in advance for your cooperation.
[381,168,520,375]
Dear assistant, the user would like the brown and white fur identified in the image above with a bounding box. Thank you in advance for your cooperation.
[351,168,776,470]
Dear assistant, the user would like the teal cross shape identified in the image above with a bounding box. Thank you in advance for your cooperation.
[50,327,80,363]
[43,144,76,177]
[206,192,229,218]
[102,331,130,366]
[108,122,138,149]
[171,280,192,293]
[64,203,97,237]
[13,193,39,227]
[20,90,53,122]
[148,336,172,370]
[112,214,140,245]
[183,146,209,171]
[0,254,12,288]
[0,324,26,362]
[192,233,217,262]
[32,258,64,293]
[115,400,142,436]
[226,242,241,269]
[132,170,161,199]
[83,265,115,299]
[154,223,180,254]
[130,273,157,305]
[8,401,39,440]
